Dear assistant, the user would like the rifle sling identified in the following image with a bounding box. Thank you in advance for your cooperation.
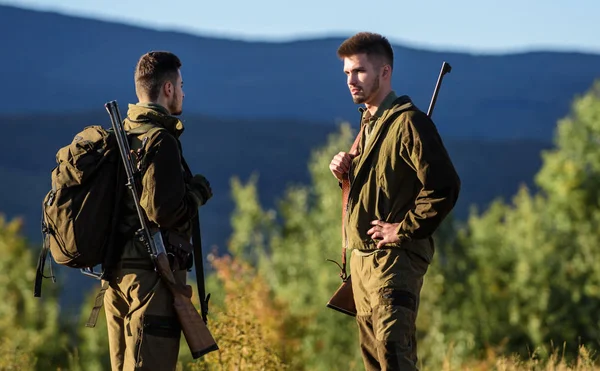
[191,215,208,323]
[180,156,209,323]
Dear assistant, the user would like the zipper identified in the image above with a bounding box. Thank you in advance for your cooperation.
[344,161,354,250]
[377,186,385,220]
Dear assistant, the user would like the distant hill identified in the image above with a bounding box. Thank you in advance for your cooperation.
[2,4,600,141]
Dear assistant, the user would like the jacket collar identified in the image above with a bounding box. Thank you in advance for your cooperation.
[124,103,185,138]
[360,90,400,122]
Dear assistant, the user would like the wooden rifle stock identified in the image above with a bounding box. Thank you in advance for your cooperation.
[155,254,219,358]
[327,61,452,317]
[326,275,356,316]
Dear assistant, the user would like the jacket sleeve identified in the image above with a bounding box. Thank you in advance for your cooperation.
[396,110,461,240]
[139,131,198,229]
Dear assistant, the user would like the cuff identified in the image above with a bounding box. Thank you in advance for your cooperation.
[395,223,411,243]
[186,188,205,208]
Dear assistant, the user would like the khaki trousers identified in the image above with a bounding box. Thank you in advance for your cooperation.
[350,246,429,371]
[104,267,186,371]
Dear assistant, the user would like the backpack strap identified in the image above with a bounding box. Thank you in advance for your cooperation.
[34,213,56,298]
[85,280,110,328]
[34,190,58,298]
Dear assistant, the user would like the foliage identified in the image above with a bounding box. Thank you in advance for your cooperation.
[187,254,302,371]
[445,345,597,371]
[66,285,111,371]
[0,215,69,370]
[226,123,364,370]
[421,81,600,369]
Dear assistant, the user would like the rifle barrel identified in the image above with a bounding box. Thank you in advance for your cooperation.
[427,61,452,118]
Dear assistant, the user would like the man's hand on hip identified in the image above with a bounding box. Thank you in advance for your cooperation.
[367,220,401,249]
[329,152,355,181]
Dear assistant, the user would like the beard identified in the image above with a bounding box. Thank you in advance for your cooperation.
[170,106,182,116]
[352,75,380,104]
[168,91,183,116]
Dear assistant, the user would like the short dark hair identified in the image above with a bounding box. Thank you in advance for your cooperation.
[134,51,182,101]
[337,32,394,69]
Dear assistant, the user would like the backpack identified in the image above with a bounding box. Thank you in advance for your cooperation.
[34,123,159,298]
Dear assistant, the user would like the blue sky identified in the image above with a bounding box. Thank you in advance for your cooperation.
[2,0,599,54]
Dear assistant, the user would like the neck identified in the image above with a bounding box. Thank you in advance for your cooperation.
[138,97,171,114]
[364,86,392,116]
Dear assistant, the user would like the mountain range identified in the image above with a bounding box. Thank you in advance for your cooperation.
[2,4,600,141]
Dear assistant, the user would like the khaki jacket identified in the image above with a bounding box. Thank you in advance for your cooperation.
[346,92,461,263]
[118,103,197,263]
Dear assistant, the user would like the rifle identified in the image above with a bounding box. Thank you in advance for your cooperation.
[327,61,452,317]
[105,100,219,358]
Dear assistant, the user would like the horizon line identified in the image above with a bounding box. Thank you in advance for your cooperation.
[3,2,600,57]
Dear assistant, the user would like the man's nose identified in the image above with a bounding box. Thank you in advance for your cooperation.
[347,74,357,86]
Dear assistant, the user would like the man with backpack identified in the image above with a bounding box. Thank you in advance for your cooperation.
[103,51,213,371]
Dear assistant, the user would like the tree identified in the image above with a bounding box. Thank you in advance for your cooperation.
[427,81,600,367]
[0,215,69,370]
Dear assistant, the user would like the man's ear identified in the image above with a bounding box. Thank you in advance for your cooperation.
[382,64,392,80]
[163,80,174,98]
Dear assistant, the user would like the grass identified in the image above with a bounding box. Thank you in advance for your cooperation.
[439,345,598,371]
